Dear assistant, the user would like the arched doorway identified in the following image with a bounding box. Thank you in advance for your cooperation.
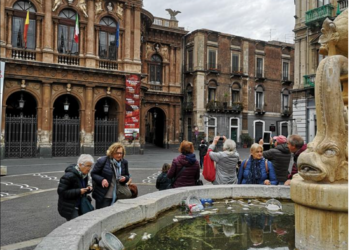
[145,107,165,147]
[5,91,37,158]
[52,94,80,157]
[94,97,119,155]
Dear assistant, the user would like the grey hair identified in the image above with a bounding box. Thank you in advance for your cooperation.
[223,139,236,152]
[77,154,95,165]
[287,134,304,149]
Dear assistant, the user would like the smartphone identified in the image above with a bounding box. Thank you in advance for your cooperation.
[263,132,272,144]
[218,137,224,141]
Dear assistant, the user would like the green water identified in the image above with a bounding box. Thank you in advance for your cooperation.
[114,199,295,250]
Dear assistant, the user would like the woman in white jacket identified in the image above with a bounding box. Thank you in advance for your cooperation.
[209,136,240,184]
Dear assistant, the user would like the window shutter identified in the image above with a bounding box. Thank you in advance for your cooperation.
[232,54,239,72]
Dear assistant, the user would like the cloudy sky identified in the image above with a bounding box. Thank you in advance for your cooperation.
[143,0,295,43]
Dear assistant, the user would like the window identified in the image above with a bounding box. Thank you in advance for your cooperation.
[58,9,79,54]
[187,50,193,71]
[149,54,162,84]
[12,1,36,50]
[318,0,330,7]
[206,117,217,142]
[281,89,290,111]
[253,120,265,143]
[232,54,239,73]
[283,62,289,80]
[208,88,216,101]
[231,83,241,105]
[208,50,216,69]
[99,17,118,60]
[255,86,264,110]
[229,118,240,142]
[256,57,263,78]
[154,19,162,25]
[280,122,288,137]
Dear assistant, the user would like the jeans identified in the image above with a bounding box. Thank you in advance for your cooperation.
[200,156,204,169]
[67,207,79,221]
[278,181,285,185]
[96,198,112,209]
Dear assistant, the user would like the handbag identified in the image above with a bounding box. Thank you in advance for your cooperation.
[117,181,132,199]
[80,195,94,214]
[203,149,216,182]
[128,183,138,198]
[196,179,203,186]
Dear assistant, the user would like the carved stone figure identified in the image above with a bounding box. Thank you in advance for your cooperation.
[160,46,169,61]
[107,2,113,12]
[165,9,181,20]
[95,0,103,16]
[107,87,111,95]
[21,79,26,89]
[66,83,71,92]
[52,0,63,12]
[297,9,348,183]
[116,3,123,19]
[77,0,88,18]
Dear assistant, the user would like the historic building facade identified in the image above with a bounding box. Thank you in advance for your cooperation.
[293,0,347,142]
[0,0,187,158]
[183,30,294,145]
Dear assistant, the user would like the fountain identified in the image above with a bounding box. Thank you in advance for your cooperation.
[291,9,348,250]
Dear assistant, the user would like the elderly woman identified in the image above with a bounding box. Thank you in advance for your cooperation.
[91,142,130,209]
[167,140,200,188]
[209,136,240,184]
[238,143,278,185]
[57,154,94,221]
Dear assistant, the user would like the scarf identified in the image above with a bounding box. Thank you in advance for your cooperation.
[111,159,122,178]
[246,157,262,184]
[184,153,196,164]
[75,165,88,179]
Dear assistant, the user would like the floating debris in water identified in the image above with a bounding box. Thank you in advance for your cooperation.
[243,207,250,210]
[128,233,137,240]
[141,232,151,241]
[175,215,194,219]
[199,211,217,215]
[173,218,179,222]
[227,207,233,210]
[265,199,282,211]
[266,204,281,211]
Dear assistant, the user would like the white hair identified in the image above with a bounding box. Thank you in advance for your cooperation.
[77,154,94,165]
[223,139,236,152]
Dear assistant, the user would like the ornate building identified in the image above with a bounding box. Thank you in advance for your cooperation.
[183,30,294,145]
[0,0,187,158]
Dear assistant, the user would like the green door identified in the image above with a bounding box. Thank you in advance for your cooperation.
[231,127,237,142]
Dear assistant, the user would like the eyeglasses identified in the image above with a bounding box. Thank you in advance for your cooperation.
[115,152,123,155]
[82,164,92,168]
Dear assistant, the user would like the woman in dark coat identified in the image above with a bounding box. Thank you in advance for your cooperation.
[167,140,200,188]
[91,142,130,209]
[57,154,94,221]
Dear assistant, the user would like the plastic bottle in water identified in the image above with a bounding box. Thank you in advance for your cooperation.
[190,204,204,212]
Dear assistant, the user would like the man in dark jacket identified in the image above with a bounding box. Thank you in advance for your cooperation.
[57,154,94,221]
[285,134,307,186]
[198,139,208,168]
[259,135,291,185]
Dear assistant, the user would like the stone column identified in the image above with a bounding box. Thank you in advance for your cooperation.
[133,7,141,62]
[85,0,96,67]
[168,104,175,144]
[82,87,94,154]
[79,24,84,57]
[39,83,52,157]
[0,2,6,57]
[175,47,181,85]
[95,26,100,57]
[169,46,175,85]
[6,12,13,47]
[124,5,131,61]
[36,16,42,51]
[53,19,58,53]
[43,0,53,62]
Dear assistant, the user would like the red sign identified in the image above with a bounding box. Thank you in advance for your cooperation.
[124,75,141,140]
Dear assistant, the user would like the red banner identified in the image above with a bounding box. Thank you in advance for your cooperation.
[124,75,140,140]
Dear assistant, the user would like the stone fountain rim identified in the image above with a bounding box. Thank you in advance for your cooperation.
[35,185,291,250]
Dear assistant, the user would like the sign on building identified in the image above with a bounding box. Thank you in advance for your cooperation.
[124,75,140,140]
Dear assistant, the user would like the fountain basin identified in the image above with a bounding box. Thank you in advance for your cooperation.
[35,185,290,250]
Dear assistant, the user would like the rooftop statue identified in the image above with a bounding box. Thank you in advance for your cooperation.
[297,9,348,183]
[165,9,181,20]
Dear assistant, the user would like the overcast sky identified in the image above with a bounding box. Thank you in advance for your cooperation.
[143,0,295,43]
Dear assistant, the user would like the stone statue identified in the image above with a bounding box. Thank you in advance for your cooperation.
[107,2,113,12]
[77,0,88,18]
[160,46,169,61]
[297,9,348,183]
[116,3,123,19]
[95,0,103,16]
[66,83,71,92]
[165,9,181,20]
[52,0,63,12]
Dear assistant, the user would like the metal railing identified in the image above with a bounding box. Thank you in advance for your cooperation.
[98,59,118,70]
[305,4,334,27]
[231,67,244,75]
[206,63,221,72]
[58,54,80,66]
[11,48,36,61]
[303,74,316,88]
[149,83,163,91]
[337,0,348,13]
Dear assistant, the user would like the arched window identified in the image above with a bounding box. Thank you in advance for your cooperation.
[231,82,241,105]
[99,17,118,60]
[149,55,162,84]
[205,117,217,142]
[12,0,36,49]
[281,88,290,112]
[253,120,265,143]
[208,80,217,102]
[58,9,79,54]
[255,85,264,110]
[229,117,240,142]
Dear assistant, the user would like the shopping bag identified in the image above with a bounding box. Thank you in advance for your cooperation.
[202,149,216,182]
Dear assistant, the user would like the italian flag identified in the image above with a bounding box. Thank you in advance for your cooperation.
[23,10,29,48]
[74,14,79,43]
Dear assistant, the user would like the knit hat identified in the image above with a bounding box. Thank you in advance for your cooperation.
[273,135,287,144]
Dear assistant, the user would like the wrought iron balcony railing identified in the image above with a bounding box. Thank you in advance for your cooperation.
[149,83,163,91]
[303,74,316,88]
[206,63,221,73]
[231,67,245,77]
[281,106,292,117]
[305,4,334,27]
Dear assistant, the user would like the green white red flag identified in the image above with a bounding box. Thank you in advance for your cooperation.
[74,14,79,43]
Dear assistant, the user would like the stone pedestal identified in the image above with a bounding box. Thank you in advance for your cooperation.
[39,143,52,158]
[291,175,348,250]
[0,165,7,176]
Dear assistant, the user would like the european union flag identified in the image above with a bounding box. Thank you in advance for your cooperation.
[116,22,119,48]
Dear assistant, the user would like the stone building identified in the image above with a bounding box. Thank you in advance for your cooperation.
[293,0,347,142]
[183,30,294,145]
[0,0,187,158]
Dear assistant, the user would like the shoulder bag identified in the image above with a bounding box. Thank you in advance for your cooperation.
[80,195,94,214]
[203,149,216,182]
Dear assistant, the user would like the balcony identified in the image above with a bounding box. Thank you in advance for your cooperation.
[303,74,316,88]
[305,4,334,28]
[98,59,118,70]
[281,76,292,85]
[230,67,246,78]
[11,48,36,61]
[183,102,194,112]
[281,106,292,117]
[254,105,266,115]
[255,72,266,81]
[205,101,243,113]
[231,102,243,113]
[337,0,348,14]
[58,54,80,66]
[149,83,163,91]
[206,63,221,74]
[184,64,194,73]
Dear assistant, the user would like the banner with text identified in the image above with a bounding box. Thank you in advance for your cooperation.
[124,74,140,140]
[0,61,5,126]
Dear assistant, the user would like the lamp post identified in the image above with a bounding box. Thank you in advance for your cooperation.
[103,100,109,120]
[153,111,157,144]
[18,94,25,117]
[63,97,70,119]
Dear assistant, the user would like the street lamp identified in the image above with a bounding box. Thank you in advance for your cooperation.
[104,100,109,120]
[153,111,157,119]
[18,94,25,116]
[63,97,70,119]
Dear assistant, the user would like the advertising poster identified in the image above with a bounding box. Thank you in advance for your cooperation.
[124,74,140,140]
